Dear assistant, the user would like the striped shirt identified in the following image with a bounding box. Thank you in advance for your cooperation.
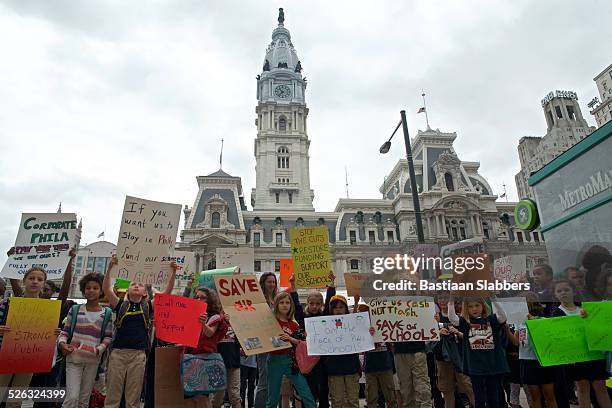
[58,304,113,363]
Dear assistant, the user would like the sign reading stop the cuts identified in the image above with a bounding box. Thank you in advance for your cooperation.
[290,226,333,289]
[367,297,439,342]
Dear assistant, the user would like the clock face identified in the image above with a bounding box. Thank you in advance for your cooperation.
[274,84,292,99]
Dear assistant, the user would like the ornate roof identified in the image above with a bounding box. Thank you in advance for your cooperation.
[262,8,302,74]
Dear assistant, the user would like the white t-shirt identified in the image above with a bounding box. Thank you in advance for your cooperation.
[558,304,581,316]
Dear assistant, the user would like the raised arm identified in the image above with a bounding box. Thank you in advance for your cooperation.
[323,273,336,316]
[447,300,460,326]
[287,275,305,326]
[491,299,507,324]
[162,262,178,295]
[103,255,120,309]
[58,248,77,302]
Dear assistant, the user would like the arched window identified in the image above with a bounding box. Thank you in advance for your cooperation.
[279,117,287,131]
[355,211,364,224]
[296,217,304,226]
[277,146,290,169]
[445,173,455,191]
[211,212,220,228]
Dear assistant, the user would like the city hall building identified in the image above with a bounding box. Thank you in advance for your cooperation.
[176,10,547,287]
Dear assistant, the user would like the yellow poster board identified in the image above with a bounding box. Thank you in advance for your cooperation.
[290,225,333,288]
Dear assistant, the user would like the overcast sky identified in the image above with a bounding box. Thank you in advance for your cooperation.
[0,0,610,252]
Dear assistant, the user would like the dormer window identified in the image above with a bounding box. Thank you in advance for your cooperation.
[211,212,220,228]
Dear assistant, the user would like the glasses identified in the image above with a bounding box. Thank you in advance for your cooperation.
[194,296,207,301]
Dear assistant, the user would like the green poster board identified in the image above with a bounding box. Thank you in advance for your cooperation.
[526,315,605,366]
[192,267,238,294]
[115,278,130,290]
[582,302,612,351]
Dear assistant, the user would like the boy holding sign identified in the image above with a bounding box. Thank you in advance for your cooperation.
[103,255,178,408]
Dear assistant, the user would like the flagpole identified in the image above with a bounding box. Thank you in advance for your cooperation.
[421,90,430,129]
[219,138,224,170]
[345,166,349,198]
[503,183,508,202]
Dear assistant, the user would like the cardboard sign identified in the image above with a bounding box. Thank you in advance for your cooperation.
[290,226,333,288]
[344,273,369,297]
[526,315,605,367]
[1,213,78,279]
[193,267,238,293]
[0,298,61,373]
[155,347,187,408]
[216,247,254,273]
[450,253,492,298]
[304,312,374,355]
[154,294,207,347]
[493,255,527,283]
[367,297,439,342]
[582,302,612,351]
[214,274,290,355]
[169,251,197,281]
[497,297,529,327]
[280,259,293,288]
[115,196,181,286]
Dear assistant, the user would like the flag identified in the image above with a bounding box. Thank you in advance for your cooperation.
[499,192,506,198]
[417,107,426,114]
[97,231,105,238]
[57,202,62,213]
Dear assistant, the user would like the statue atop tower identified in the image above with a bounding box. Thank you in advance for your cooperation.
[278,8,284,25]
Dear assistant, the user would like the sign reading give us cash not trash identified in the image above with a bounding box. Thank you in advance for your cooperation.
[304,312,374,355]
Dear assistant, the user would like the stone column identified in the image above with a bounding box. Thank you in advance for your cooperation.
[441,214,447,238]
[435,215,441,238]
[426,216,432,239]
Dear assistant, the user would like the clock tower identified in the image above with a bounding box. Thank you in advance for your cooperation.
[251,8,315,211]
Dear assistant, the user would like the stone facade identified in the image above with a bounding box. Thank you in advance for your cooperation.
[590,63,612,128]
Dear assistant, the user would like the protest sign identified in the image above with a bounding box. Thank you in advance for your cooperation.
[115,278,130,290]
[526,315,605,366]
[344,273,369,297]
[450,253,492,298]
[290,225,333,288]
[0,298,61,373]
[440,238,485,258]
[216,247,254,273]
[155,347,187,408]
[1,213,78,279]
[582,302,612,351]
[304,312,374,355]
[494,255,527,283]
[497,297,529,327]
[280,259,293,288]
[115,196,181,286]
[168,251,196,280]
[154,294,207,347]
[214,274,290,355]
[367,297,439,342]
[193,267,238,293]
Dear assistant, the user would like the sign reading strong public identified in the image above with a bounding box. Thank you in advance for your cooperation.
[290,225,333,288]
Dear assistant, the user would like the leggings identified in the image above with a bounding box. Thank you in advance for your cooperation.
[470,374,503,408]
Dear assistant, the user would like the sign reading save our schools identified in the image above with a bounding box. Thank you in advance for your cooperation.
[526,315,604,367]
[493,255,527,283]
[214,274,291,356]
[290,225,333,288]
[367,297,439,342]
[581,302,612,351]
[304,312,374,355]
[0,298,61,374]
[1,213,78,279]
[115,196,181,286]
[154,294,207,348]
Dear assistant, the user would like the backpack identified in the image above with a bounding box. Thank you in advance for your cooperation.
[115,299,151,330]
[67,304,113,345]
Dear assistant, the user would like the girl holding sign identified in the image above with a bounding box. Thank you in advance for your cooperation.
[57,272,113,408]
[254,272,279,408]
[0,266,62,407]
[551,280,611,408]
[448,297,509,408]
[265,292,316,408]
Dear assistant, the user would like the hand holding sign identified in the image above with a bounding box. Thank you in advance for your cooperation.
[154,294,207,348]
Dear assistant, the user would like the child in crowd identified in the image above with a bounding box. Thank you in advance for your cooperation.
[448,297,509,408]
[254,272,279,408]
[265,292,315,408]
[102,255,177,408]
[516,292,558,408]
[325,294,361,408]
[551,280,611,408]
[58,272,113,408]
[0,267,62,408]
[240,355,257,408]
[434,294,475,408]
[185,287,228,408]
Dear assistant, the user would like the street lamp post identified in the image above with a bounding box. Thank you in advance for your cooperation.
[380,110,425,243]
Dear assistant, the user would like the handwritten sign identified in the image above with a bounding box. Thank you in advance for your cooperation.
[494,255,527,283]
[290,226,333,288]
[304,312,374,355]
[154,294,207,347]
[115,196,181,285]
[582,302,612,351]
[367,297,439,342]
[216,247,254,273]
[1,213,78,279]
[0,298,61,373]
[280,259,293,288]
[344,273,369,297]
[526,315,605,367]
[155,347,187,407]
[498,297,529,327]
[214,274,290,356]
[169,251,196,280]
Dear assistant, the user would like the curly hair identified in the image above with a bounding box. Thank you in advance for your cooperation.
[78,272,104,298]
[194,287,222,316]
